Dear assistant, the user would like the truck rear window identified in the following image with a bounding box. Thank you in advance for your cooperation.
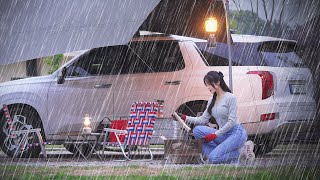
[195,42,257,66]
[258,41,306,67]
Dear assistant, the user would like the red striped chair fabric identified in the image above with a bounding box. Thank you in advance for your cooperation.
[125,102,158,146]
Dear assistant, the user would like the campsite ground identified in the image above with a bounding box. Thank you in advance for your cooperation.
[0,144,319,179]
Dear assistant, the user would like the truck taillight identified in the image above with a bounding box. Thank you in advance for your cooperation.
[260,113,278,121]
[247,71,274,100]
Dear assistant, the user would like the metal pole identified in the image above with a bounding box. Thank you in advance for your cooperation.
[224,0,233,91]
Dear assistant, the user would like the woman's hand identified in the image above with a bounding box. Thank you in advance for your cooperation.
[171,113,186,121]
[203,133,217,143]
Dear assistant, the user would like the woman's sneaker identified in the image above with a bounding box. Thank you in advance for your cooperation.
[240,140,255,164]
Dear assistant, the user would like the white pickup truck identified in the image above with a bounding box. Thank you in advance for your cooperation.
[0,33,317,157]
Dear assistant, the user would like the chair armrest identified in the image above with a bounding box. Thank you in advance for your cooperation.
[103,128,127,134]
[11,128,42,135]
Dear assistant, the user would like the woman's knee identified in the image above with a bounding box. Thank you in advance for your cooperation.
[192,126,204,139]
[192,126,201,133]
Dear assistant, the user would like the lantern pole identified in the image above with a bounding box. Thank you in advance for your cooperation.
[224,0,233,91]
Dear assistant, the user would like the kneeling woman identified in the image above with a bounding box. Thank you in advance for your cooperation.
[180,71,249,164]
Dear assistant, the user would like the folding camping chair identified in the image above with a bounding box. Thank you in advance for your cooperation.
[2,104,47,158]
[102,102,158,161]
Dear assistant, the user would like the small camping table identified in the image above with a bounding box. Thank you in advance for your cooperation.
[64,132,106,160]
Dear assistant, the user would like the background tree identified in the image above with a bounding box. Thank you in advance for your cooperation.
[44,54,64,74]
[230,10,265,35]
[230,0,304,37]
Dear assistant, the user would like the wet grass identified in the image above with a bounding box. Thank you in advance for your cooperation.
[0,165,319,179]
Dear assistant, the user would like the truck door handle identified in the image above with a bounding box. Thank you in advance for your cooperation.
[94,84,112,89]
[164,80,182,85]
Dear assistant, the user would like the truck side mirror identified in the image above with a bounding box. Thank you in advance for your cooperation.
[57,67,67,84]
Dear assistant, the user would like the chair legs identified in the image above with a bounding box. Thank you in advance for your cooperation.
[199,153,206,164]
[112,132,153,161]
[113,132,130,161]
[11,128,47,159]
[147,146,154,161]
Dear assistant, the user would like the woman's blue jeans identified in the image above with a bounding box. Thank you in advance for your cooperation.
[193,124,247,164]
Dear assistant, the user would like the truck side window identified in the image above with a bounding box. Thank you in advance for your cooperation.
[129,41,185,73]
[66,41,185,77]
[66,51,92,77]
[66,45,141,76]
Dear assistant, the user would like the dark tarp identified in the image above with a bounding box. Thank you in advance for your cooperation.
[139,0,228,43]
[0,0,160,65]
[0,0,228,65]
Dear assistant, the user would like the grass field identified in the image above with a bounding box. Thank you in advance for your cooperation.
[0,164,319,180]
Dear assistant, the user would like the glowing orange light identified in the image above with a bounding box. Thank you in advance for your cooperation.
[205,17,218,33]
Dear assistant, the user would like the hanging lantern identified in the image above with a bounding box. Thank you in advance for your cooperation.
[82,114,92,134]
[205,17,218,47]
[205,17,218,33]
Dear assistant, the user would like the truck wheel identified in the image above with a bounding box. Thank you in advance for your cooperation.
[0,105,45,158]
[253,135,278,156]
[177,101,207,117]
[177,102,217,140]
[177,102,217,128]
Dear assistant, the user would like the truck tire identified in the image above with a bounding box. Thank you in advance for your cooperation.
[0,104,45,158]
[252,135,279,156]
[177,101,217,128]
[177,101,217,141]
